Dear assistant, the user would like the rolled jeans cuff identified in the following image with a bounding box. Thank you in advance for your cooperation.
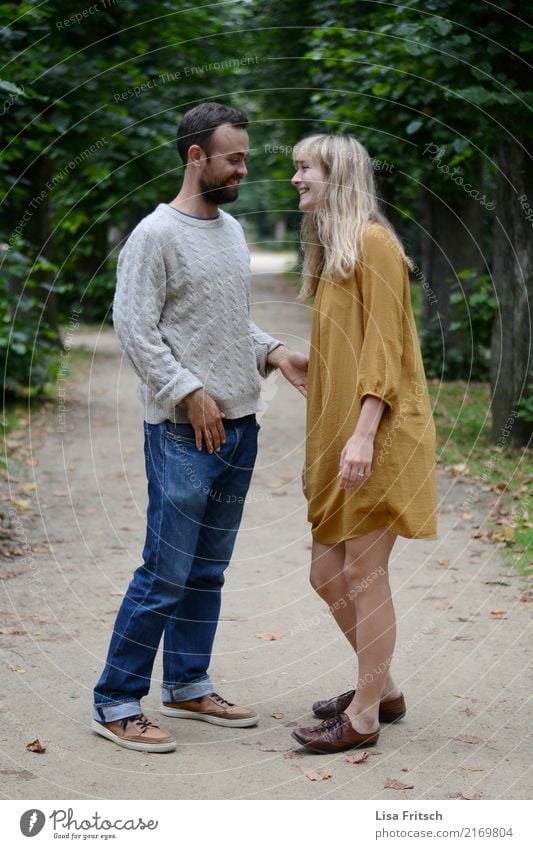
[93,700,141,723]
[161,675,213,703]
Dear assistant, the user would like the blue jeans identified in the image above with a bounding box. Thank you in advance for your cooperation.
[93,415,258,722]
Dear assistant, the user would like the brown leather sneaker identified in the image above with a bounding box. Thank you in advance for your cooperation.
[313,690,406,723]
[292,713,380,754]
[91,713,176,753]
[161,692,258,727]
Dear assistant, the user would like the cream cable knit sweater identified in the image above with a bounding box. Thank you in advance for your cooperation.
[113,203,281,424]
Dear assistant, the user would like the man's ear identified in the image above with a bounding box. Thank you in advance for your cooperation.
[187,144,206,167]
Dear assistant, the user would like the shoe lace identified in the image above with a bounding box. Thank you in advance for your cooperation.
[210,692,235,707]
[121,714,158,733]
[315,715,345,740]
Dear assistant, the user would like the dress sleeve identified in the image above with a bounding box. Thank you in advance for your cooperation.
[357,226,404,410]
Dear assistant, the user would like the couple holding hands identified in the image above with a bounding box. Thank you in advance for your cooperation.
[92,102,437,756]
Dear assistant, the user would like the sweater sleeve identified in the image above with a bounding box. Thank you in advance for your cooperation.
[357,226,404,410]
[248,320,283,378]
[113,226,203,409]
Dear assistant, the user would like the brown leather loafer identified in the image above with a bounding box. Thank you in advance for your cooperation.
[292,713,380,754]
[313,690,406,723]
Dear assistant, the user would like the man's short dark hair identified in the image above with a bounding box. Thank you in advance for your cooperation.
[176,102,249,164]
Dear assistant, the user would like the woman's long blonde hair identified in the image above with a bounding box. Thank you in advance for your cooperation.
[293,134,412,299]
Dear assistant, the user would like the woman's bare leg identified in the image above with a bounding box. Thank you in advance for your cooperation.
[339,527,398,733]
[310,536,400,701]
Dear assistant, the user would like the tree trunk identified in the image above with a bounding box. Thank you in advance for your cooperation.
[419,159,486,376]
[490,136,532,447]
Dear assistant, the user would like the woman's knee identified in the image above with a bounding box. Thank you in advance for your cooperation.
[343,556,389,592]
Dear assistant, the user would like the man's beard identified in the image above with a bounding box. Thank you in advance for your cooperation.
[199,176,239,206]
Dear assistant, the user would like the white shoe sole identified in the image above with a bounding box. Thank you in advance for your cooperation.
[91,720,176,753]
[160,705,258,727]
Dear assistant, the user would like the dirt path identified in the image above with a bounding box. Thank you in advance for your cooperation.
[1,262,531,800]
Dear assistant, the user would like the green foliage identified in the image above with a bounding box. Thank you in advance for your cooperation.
[516,376,533,424]
[0,244,59,395]
[421,270,497,380]
[428,379,532,574]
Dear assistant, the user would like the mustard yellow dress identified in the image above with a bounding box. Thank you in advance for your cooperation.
[306,224,437,544]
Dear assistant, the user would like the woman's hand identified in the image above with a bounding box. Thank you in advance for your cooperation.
[338,396,387,489]
[338,434,374,490]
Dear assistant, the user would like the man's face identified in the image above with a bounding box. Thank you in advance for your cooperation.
[197,124,249,206]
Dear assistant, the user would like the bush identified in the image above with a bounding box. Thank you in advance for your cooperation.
[421,269,497,380]
[0,242,59,397]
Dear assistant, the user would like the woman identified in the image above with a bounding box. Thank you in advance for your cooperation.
[290,135,437,754]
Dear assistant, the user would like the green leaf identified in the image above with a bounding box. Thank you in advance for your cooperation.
[430,18,453,37]
[406,119,423,135]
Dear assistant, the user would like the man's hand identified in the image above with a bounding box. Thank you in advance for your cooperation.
[267,345,308,397]
[183,388,226,453]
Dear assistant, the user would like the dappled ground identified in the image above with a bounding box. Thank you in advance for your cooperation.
[1,262,531,800]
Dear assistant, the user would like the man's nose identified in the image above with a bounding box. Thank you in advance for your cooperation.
[237,161,248,177]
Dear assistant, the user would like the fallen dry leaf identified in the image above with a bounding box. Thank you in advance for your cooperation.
[461,765,485,772]
[26,738,46,754]
[384,777,414,790]
[52,490,68,497]
[437,558,450,566]
[460,512,473,521]
[432,601,452,610]
[448,463,468,476]
[301,767,332,782]
[345,751,369,764]
[7,663,25,672]
[0,627,26,635]
[284,750,304,760]
[452,735,484,745]
[12,499,31,511]
[18,482,37,494]
[490,608,507,619]
[255,632,283,641]
[270,712,284,720]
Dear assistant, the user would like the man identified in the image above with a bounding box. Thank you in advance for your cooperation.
[92,102,308,753]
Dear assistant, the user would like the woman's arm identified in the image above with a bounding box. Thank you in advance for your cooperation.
[338,395,387,489]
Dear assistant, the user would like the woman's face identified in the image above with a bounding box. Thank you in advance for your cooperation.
[291,154,326,212]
